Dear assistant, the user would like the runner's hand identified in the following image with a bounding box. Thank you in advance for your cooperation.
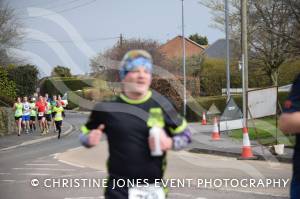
[148,128,173,152]
[88,124,105,146]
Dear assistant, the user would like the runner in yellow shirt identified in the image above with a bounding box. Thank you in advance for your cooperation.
[53,101,65,139]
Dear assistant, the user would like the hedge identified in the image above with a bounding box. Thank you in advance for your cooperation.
[40,77,95,96]
[278,60,300,86]
[65,78,115,110]
[66,90,84,110]
[0,96,15,107]
[6,65,39,97]
[0,67,16,104]
[199,58,300,96]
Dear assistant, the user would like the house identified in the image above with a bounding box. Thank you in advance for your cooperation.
[203,38,239,59]
[160,36,207,60]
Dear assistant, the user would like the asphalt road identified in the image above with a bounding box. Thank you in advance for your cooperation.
[0,112,292,199]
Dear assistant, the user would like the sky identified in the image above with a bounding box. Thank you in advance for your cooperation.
[7,0,223,77]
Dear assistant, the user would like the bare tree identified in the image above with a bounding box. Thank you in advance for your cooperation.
[280,0,300,54]
[200,0,295,86]
[249,0,295,85]
[90,38,168,77]
[199,0,241,40]
[0,1,24,66]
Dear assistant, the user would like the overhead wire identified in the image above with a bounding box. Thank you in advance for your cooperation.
[23,36,120,44]
[15,0,83,11]
[18,0,97,20]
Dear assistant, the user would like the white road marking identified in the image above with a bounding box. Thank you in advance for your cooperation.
[64,197,104,199]
[0,122,73,152]
[58,159,85,168]
[25,163,58,166]
[0,173,11,175]
[67,147,83,152]
[201,186,288,197]
[169,192,195,198]
[0,146,18,152]
[0,180,16,183]
[32,160,51,163]
[50,153,60,158]
[12,168,75,171]
[95,170,105,173]
[20,173,50,176]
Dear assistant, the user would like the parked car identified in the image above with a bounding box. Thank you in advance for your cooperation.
[61,93,68,108]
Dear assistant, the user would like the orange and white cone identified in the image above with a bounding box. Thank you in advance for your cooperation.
[211,117,220,141]
[239,127,255,159]
[201,112,207,125]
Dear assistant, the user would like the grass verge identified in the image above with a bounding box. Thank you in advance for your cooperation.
[228,116,295,147]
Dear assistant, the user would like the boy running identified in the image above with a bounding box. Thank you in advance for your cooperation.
[22,96,31,133]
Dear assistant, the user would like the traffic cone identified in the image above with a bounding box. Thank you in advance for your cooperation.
[239,127,256,160]
[201,112,207,125]
[211,117,220,141]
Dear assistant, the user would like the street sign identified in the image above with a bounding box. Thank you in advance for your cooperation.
[220,97,243,131]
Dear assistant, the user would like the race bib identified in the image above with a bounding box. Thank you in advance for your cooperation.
[24,104,30,110]
[129,185,165,199]
[38,112,44,117]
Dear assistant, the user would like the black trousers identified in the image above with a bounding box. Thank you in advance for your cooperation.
[55,121,62,138]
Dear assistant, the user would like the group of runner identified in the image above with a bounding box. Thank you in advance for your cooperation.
[13,94,65,139]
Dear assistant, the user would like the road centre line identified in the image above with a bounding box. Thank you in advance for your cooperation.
[0,173,11,175]
[20,173,50,176]
[12,168,75,171]
[25,164,58,166]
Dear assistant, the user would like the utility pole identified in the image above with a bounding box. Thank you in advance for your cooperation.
[241,0,248,127]
[181,0,187,117]
[225,0,231,102]
[119,33,123,48]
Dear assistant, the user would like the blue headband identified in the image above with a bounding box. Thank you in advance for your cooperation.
[119,56,153,80]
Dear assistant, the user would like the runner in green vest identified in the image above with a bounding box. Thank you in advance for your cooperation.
[53,101,65,139]
[13,97,23,136]
[29,97,37,132]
